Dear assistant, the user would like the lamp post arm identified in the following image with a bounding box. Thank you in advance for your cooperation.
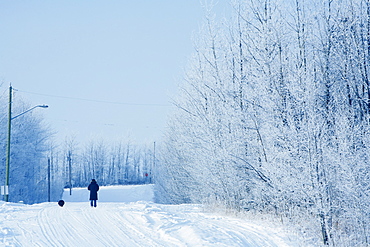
[11,105,48,120]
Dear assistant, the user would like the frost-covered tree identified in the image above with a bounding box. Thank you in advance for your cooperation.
[0,94,51,204]
[158,0,370,245]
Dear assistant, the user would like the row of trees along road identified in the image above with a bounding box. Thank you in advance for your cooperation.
[0,98,50,204]
[155,0,370,246]
[0,89,155,204]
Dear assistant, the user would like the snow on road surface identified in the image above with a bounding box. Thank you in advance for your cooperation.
[0,185,307,246]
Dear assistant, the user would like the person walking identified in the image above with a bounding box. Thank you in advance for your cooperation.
[88,179,99,207]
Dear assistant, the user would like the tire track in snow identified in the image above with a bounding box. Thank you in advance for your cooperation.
[37,206,68,246]
[37,204,93,246]
[39,203,138,247]
[78,204,137,246]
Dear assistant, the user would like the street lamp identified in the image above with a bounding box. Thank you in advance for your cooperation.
[2,85,48,202]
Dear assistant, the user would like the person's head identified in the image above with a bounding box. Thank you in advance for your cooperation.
[91,179,96,183]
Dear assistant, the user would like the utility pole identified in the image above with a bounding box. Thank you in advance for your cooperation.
[48,158,51,202]
[4,85,12,202]
[151,141,156,184]
[68,151,72,195]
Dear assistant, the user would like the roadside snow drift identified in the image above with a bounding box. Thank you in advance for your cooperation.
[0,184,305,246]
[62,184,154,203]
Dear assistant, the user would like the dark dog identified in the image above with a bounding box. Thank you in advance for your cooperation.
[58,200,65,207]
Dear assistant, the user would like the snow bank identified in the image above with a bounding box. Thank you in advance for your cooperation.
[62,184,154,203]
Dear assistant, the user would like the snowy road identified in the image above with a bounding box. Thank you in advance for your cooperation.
[0,185,304,246]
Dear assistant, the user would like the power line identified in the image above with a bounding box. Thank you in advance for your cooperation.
[17,89,172,107]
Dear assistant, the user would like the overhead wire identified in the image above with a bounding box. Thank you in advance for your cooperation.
[16,89,172,107]
[3,88,172,129]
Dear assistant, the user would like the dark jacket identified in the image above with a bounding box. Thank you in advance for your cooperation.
[88,181,99,200]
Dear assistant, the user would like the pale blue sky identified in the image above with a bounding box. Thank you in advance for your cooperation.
[0,1,230,146]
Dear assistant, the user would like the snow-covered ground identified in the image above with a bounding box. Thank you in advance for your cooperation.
[0,185,309,246]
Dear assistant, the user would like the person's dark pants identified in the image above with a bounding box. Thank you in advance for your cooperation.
[90,200,97,207]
